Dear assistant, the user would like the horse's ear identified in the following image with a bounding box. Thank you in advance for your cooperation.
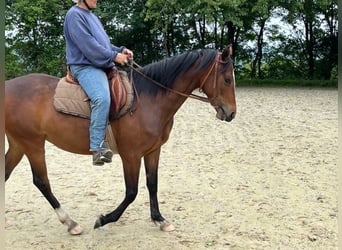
[221,44,233,61]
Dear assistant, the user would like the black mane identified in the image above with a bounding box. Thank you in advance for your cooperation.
[133,49,217,96]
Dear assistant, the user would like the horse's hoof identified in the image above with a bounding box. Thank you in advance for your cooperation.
[94,215,103,229]
[68,224,83,235]
[160,221,175,232]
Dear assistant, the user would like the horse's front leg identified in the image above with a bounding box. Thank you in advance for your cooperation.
[144,148,175,232]
[94,157,141,229]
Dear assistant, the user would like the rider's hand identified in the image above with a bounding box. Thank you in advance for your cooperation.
[123,48,133,61]
[114,53,129,66]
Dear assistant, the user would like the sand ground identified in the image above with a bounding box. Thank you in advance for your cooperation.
[5,87,338,249]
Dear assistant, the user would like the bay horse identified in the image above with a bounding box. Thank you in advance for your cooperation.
[5,46,236,235]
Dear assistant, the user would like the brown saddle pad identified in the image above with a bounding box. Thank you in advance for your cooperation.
[53,70,134,120]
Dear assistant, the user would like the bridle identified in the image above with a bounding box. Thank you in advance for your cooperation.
[198,53,232,100]
[127,52,231,104]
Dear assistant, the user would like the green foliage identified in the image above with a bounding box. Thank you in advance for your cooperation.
[96,0,161,64]
[5,0,338,85]
[237,79,337,88]
[5,0,70,78]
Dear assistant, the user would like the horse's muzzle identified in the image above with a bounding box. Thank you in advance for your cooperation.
[216,106,236,122]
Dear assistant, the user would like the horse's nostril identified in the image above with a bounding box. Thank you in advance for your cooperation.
[224,111,236,122]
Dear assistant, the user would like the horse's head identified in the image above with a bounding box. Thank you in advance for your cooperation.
[199,45,237,122]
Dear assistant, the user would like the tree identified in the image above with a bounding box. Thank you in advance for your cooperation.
[96,0,161,65]
[145,0,190,56]
[5,0,71,79]
[5,0,338,81]
[282,0,337,79]
[248,0,280,79]
[316,0,338,79]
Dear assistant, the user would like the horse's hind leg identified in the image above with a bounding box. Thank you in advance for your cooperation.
[5,138,24,181]
[144,149,175,232]
[24,144,83,235]
[5,139,24,228]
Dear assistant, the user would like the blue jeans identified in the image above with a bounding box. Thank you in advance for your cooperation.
[70,65,110,152]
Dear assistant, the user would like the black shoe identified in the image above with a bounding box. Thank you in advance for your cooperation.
[92,148,113,166]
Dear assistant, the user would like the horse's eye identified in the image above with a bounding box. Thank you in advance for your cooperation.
[224,78,231,86]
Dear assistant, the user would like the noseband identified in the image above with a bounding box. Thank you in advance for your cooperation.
[128,52,230,103]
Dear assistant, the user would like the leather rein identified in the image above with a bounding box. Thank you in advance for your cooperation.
[127,52,228,103]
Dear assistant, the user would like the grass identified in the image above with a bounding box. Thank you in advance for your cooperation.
[236,79,338,88]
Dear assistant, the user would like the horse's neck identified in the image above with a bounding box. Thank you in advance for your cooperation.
[134,64,202,121]
[157,78,199,116]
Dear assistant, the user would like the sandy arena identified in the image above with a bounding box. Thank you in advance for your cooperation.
[5,87,338,249]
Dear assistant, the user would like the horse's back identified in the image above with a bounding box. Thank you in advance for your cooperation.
[5,73,92,154]
[6,73,59,97]
[5,74,60,136]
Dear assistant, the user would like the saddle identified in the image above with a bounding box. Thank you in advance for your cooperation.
[53,67,135,121]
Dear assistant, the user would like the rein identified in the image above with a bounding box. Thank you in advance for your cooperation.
[127,53,226,103]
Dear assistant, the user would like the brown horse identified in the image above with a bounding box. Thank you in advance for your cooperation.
[5,46,236,235]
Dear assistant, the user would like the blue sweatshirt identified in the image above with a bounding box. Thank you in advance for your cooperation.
[64,6,124,69]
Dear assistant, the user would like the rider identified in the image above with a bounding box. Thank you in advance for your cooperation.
[64,0,133,165]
